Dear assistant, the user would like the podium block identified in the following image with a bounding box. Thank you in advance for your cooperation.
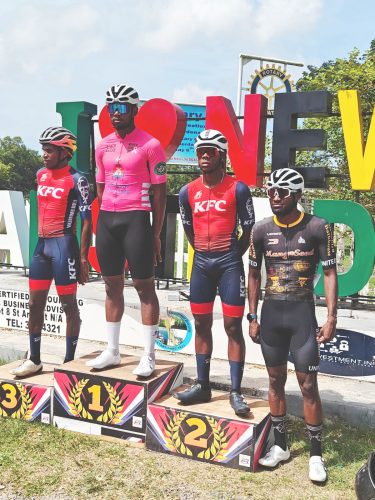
[146,386,272,471]
[0,361,55,424]
[53,353,183,442]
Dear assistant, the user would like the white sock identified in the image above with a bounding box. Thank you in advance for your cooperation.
[107,321,121,355]
[143,324,158,357]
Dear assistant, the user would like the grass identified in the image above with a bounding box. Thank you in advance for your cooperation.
[0,416,373,499]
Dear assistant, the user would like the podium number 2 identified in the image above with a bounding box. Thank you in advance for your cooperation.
[1,383,18,409]
[88,385,104,412]
[184,418,208,448]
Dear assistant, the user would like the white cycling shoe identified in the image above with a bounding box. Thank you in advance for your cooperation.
[258,445,290,467]
[309,456,327,482]
[10,359,43,377]
[86,350,121,369]
[133,355,155,377]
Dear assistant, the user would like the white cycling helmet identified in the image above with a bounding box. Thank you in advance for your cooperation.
[194,129,228,152]
[267,168,304,192]
[106,84,139,105]
[39,127,77,152]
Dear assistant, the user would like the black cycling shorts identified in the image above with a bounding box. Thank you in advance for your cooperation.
[260,300,320,373]
[96,210,154,279]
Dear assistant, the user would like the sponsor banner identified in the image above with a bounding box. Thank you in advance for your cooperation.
[319,329,375,377]
[140,101,205,166]
[0,288,84,335]
[0,381,51,422]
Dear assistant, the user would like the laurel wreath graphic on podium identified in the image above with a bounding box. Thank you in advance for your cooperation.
[68,379,124,424]
[0,383,33,420]
[96,382,124,424]
[164,412,229,461]
[68,379,93,420]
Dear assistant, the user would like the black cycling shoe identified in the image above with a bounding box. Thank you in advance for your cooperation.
[173,383,212,404]
[230,391,251,417]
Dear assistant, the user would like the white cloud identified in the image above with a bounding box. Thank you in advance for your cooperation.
[0,3,105,80]
[253,0,323,44]
[138,0,253,52]
[137,0,322,52]
[172,83,216,104]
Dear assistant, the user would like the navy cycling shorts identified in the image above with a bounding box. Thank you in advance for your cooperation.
[29,235,80,295]
[190,251,246,317]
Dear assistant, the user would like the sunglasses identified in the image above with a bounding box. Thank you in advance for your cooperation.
[267,187,297,199]
[108,103,130,115]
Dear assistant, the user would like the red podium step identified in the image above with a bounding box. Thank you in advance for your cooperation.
[146,386,272,471]
[53,352,183,443]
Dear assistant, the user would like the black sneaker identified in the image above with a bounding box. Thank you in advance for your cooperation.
[230,391,250,417]
[173,383,212,404]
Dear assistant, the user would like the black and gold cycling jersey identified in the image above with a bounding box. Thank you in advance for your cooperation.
[249,212,336,302]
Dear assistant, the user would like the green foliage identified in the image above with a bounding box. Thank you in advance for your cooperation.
[167,164,199,195]
[295,42,375,216]
[0,136,41,196]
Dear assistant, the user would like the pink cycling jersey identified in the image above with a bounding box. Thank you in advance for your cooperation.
[95,128,167,212]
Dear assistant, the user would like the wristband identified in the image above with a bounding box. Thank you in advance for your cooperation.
[247,313,258,322]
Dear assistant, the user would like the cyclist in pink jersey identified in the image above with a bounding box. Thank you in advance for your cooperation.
[87,84,167,377]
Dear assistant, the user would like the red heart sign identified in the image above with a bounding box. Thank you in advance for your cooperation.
[98,98,187,161]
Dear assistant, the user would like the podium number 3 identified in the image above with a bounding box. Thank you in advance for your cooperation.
[1,383,18,409]
[88,385,104,412]
[184,418,208,448]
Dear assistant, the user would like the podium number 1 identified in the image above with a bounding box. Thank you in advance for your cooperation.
[184,418,208,448]
[88,385,104,412]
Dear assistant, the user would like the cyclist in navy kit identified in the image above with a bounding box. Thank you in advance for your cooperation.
[174,130,255,416]
[11,127,92,377]
[248,168,338,482]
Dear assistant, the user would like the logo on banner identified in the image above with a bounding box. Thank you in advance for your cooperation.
[156,311,193,352]
[248,64,293,110]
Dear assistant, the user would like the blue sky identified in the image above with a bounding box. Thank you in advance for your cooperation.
[0,0,374,151]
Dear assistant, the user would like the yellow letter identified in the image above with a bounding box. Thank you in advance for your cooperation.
[338,90,375,190]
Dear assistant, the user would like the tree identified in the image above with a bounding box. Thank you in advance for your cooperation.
[0,137,42,195]
[295,41,375,216]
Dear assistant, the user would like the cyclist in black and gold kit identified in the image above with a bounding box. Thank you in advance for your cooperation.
[248,168,338,483]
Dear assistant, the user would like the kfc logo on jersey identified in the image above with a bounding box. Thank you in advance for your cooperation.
[194,190,202,200]
[37,185,64,199]
[40,174,48,181]
[68,258,76,280]
[194,200,227,213]
[77,176,90,203]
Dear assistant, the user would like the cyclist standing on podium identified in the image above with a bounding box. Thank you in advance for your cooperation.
[87,84,167,377]
[174,130,255,417]
[11,127,92,376]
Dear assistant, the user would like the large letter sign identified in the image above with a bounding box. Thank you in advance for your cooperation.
[0,191,29,267]
[205,94,267,187]
[313,200,375,297]
[272,91,332,187]
[56,101,97,175]
[338,90,375,191]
